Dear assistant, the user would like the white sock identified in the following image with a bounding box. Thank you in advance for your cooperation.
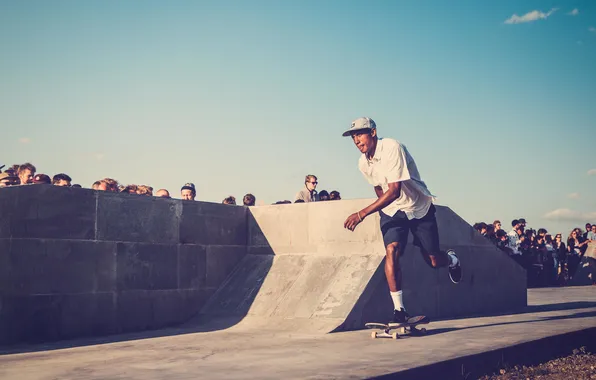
[448,251,459,268]
[390,290,405,311]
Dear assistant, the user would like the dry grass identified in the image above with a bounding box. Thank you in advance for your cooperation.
[479,346,596,380]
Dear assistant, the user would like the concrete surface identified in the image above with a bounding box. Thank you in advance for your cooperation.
[0,287,593,380]
[201,200,526,332]
[1,186,527,344]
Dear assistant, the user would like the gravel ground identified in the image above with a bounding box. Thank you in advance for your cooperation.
[479,347,596,380]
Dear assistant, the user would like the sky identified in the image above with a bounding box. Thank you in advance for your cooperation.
[1,0,595,235]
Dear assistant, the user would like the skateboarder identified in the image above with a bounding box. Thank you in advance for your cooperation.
[342,117,462,324]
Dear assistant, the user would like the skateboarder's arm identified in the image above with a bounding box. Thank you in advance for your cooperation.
[360,182,401,218]
[374,186,383,198]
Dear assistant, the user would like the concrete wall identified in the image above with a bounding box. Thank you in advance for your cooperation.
[1,186,528,344]
[200,199,527,333]
[0,185,247,345]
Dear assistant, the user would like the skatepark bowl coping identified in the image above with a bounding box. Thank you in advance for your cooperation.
[0,184,527,346]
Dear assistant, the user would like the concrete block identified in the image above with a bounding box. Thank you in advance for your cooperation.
[201,254,274,316]
[0,185,96,240]
[435,205,487,248]
[247,204,310,253]
[180,201,247,245]
[178,244,207,289]
[97,192,181,244]
[179,289,217,320]
[58,292,117,339]
[247,255,308,317]
[307,199,384,251]
[206,245,247,288]
[0,294,62,344]
[116,243,178,291]
[311,254,382,319]
[116,290,154,332]
[0,239,116,296]
[271,256,344,318]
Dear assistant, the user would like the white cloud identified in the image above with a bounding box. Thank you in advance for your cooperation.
[544,208,596,222]
[588,169,596,176]
[590,27,596,33]
[567,192,581,200]
[568,8,579,16]
[18,137,31,144]
[504,8,558,24]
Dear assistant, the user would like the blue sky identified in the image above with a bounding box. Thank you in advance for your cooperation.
[1,0,595,235]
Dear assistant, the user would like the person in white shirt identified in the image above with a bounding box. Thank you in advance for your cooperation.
[342,117,461,324]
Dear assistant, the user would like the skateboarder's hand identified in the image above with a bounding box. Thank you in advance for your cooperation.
[344,212,363,231]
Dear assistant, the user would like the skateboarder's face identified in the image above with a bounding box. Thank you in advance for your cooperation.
[350,129,377,154]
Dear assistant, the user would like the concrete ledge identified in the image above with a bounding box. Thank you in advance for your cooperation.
[376,327,596,380]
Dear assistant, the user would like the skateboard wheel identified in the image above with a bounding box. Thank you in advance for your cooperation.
[420,328,427,334]
[371,331,377,339]
[392,332,399,340]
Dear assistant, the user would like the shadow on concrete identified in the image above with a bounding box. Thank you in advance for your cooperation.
[429,300,596,324]
[0,210,276,355]
[401,309,596,339]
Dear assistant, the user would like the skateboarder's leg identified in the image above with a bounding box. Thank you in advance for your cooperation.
[380,211,410,322]
[385,242,403,292]
[410,204,462,283]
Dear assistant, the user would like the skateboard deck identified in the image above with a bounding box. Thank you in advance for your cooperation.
[365,315,430,339]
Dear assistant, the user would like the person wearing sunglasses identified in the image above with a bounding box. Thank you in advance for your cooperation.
[294,174,319,203]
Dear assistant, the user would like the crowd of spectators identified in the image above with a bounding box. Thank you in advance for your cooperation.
[0,164,340,207]
[473,219,596,287]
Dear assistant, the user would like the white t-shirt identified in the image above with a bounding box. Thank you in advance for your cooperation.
[358,137,435,219]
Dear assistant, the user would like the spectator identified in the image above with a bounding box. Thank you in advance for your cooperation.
[0,171,19,187]
[17,163,35,185]
[567,230,588,280]
[97,178,119,192]
[71,184,82,188]
[91,180,101,190]
[495,230,513,254]
[295,174,319,202]
[486,224,495,242]
[318,190,330,201]
[180,183,196,200]
[544,234,557,285]
[329,190,341,200]
[507,219,524,265]
[553,233,567,284]
[121,184,138,194]
[156,189,170,198]
[52,173,72,187]
[33,174,51,184]
[474,222,488,237]
[294,199,305,203]
[493,220,502,232]
[222,196,236,205]
[136,185,153,196]
[518,218,527,234]
[588,225,596,242]
[243,193,256,206]
[583,223,592,240]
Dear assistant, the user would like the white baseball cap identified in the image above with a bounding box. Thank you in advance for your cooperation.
[342,117,376,137]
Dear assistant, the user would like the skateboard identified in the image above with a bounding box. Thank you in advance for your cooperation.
[365,315,430,339]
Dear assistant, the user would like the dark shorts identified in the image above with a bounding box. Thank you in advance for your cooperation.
[379,204,440,255]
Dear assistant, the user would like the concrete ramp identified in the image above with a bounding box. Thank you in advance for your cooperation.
[199,199,527,333]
